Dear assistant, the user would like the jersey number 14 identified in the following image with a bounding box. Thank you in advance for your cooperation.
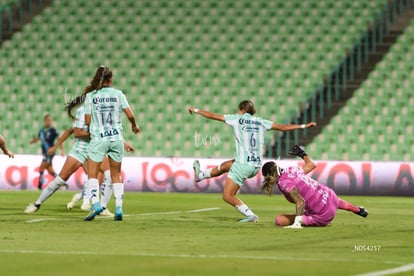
[100,112,113,125]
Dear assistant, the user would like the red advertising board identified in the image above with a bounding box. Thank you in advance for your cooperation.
[0,155,413,195]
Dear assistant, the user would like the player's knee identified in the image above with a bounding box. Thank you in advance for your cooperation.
[275,215,290,227]
[222,193,232,204]
[222,193,229,203]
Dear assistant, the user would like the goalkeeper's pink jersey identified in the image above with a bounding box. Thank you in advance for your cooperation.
[277,166,335,215]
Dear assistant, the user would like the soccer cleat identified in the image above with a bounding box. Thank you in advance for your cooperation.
[193,160,201,182]
[66,194,81,210]
[99,208,114,217]
[80,204,91,211]
[354,206,368,218]
[239,215,259,223]
[84,203,104,221]
[24,203,40,214]
[114,206,123,221]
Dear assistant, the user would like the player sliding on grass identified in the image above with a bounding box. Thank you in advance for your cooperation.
[84,66,140,221]
[188,100,316,222]
[261,145,368,228]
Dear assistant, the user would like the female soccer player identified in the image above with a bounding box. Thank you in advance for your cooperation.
[24,67,134,215]
[30,114,64,190]
[84,66,140,221]
[188,100,316,222]
[261,145,368,228]
[0,134,14,158]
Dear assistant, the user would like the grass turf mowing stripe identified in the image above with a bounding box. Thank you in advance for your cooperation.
[354,263,414,276]
[24,207,221,222]
[0,249,404,265]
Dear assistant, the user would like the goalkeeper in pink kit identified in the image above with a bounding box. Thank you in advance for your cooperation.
[261,145,368,228]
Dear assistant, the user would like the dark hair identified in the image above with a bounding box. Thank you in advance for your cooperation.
[43,114,51,120]
[260,161,279,196]
[65,66,113,118]
[238,100,256,115]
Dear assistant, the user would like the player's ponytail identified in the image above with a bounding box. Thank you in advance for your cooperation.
[260,161,279,196]
[65,94,87,119]
[84,65,112,94]
[65,66,113,119]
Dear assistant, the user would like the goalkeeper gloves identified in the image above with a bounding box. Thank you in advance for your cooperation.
[288,145,308,159]
[284,215,303,229]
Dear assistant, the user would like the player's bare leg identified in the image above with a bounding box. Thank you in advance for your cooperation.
[222,178,258,222]
[25,156,82,213]
[337,198,368,217]
[46,163,57,178]
[38,161,49,190]
[275,214,296,226]
[193,159,235,182]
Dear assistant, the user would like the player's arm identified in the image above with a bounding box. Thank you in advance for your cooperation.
[123,141,134,153]
[29,137,39,144]
[188,107,225,122]
[0,134,14,158]
[58,133,65,156]
[47,128,73,156]
[74,127,89,139]
[286,187,305,229]
[290,188,305,216]
[271,122,316,132]
[85,114,91,127]
[288,145,316,174]
[302,155,316,174]
[123,107,141,134]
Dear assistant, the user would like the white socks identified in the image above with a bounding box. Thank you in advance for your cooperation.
[82,180,90,206]
[36,176,66,205]
[199,168,213,181]
[112,183,124,208]
[100,170,113,208]
[236,204,255,217]
[88,178,100,204]
[73,192,82,202]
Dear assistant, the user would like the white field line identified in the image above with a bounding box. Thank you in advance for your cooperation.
[25,218,56,223]
[134,207,221,216]
[354,263,414,276]
[0,249,404,265]
[24,207,221,223]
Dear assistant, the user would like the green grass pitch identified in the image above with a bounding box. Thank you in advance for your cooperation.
[0,192,413,276]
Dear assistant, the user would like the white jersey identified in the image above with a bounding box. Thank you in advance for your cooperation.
[84,87,130,142]
[224,113,273,167]
[72,105,89,152]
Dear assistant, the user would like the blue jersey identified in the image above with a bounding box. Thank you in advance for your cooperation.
[38,127,59,154]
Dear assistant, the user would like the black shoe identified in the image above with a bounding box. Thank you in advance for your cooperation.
[354,206,368,218]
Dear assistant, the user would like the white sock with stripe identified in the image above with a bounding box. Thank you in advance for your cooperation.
[236,204,255,217]
[88,178,100,205]
[112,183,124,209]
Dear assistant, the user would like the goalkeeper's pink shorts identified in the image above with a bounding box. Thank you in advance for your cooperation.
[302,190,339,227]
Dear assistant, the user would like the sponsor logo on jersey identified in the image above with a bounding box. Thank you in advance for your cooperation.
[238,118,262,125]
[100,128,120,138]
[93,97,118,104]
